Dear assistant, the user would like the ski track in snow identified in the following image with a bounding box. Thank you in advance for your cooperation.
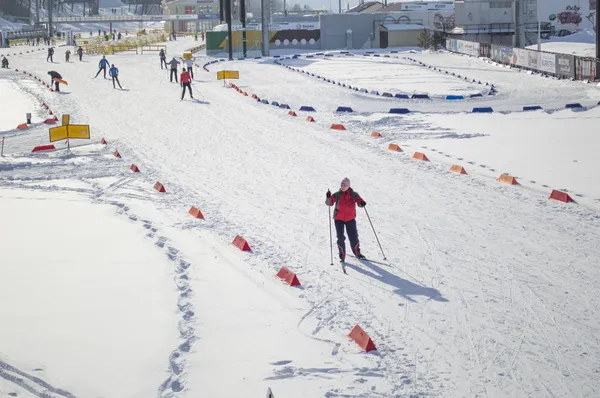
[0,360,75,398]
[2,39,600,397]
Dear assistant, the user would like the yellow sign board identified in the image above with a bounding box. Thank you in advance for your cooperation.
[49,114,90,143]
[67,125,91,139]
[217,70,240,80]
[49,125,68,142]
[183,51,193,59]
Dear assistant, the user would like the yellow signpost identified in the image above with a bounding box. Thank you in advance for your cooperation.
[217,70,240,86]
[217,70,239,80]
[49,114,90,151]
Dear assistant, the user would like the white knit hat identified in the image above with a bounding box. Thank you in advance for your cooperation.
[341,177,351,187]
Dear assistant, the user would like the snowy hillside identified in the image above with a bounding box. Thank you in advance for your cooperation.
[1,38,600,398]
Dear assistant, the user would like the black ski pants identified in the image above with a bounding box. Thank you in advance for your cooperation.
[170,68,178,82]
[95,66,107,78]
[112,76,122,89]
[335,219,360,260]
[181,82,192,99]
[161,58,167,69]
[54,81,60,92]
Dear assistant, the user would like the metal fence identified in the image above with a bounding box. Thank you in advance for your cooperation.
[446,38,600,81]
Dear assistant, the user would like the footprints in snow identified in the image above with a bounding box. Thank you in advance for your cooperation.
[110,202,197,397]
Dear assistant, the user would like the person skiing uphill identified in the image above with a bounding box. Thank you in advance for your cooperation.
[77,46,83,61]
[109,64,122,89]
[94,55,110,79]
[168,57,180,82]
[159,49,167,69]
[181,56,195,79]
[46,47,54,62]
[180,67,193,100]
[325,177,367,262]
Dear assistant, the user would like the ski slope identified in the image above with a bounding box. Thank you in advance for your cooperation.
[2,38,600,398]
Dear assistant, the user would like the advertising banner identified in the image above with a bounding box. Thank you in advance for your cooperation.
[527,49,539,69]
[66,30,74,46]
[491,44,513,63]
[453,40,479,57]
[539,52,556,74]
[511,48,528,67]
[577,58,593,80]
[556,53,575,78]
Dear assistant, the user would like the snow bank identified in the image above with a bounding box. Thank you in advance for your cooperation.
[0,187,179,397]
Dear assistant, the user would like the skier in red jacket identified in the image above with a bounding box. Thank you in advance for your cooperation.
[326,177,367,262]
[180,68,193,100]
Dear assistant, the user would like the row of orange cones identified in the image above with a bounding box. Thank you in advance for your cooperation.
[110,141,379,352]
[233,85,576,204]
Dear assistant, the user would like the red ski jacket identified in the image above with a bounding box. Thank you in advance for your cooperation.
[180,71,191,83]
[326,188,364,222]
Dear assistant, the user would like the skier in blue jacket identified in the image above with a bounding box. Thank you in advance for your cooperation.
[94,55,110,79]
[109,64,122,89]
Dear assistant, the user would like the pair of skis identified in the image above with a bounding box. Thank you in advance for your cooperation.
[339,255,387,275]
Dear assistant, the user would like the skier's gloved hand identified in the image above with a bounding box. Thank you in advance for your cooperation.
[326,190,331,199]
[358,199,366,207]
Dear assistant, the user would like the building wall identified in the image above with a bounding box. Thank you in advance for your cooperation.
[320,13,377,49]
[455,0,514,26]
[387,29,424,47]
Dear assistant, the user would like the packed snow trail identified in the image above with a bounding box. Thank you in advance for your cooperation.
[2,39,600,397]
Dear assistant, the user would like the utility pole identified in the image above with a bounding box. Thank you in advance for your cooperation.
[596,3,599,61]
[536,0,541,51]
[225,0,233,59]
[48,0,53,37]
[261,0,270,56]
[220,0,224,22]
[240,0,247,57]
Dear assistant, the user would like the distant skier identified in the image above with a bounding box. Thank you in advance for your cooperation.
[194,31,198,41]
[159,49,167,69]
[65,49,71,62]
[117,32,122,40]
[1,56,9,69]
[181,56,195,79]
[94,55,110,79]
[168,57,180,82]
[46,47,54,62]
[109,64,123,89]
[77,46,84,61]
[48,70,62,92]
[325,177,367,262]
[180,67,193,100]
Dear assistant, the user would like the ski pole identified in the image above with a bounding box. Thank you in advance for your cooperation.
[191,82,204,100]
[364,207,387,261]
[327,189,333,266]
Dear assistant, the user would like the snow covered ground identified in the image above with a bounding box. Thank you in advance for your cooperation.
[2,38,600,397]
